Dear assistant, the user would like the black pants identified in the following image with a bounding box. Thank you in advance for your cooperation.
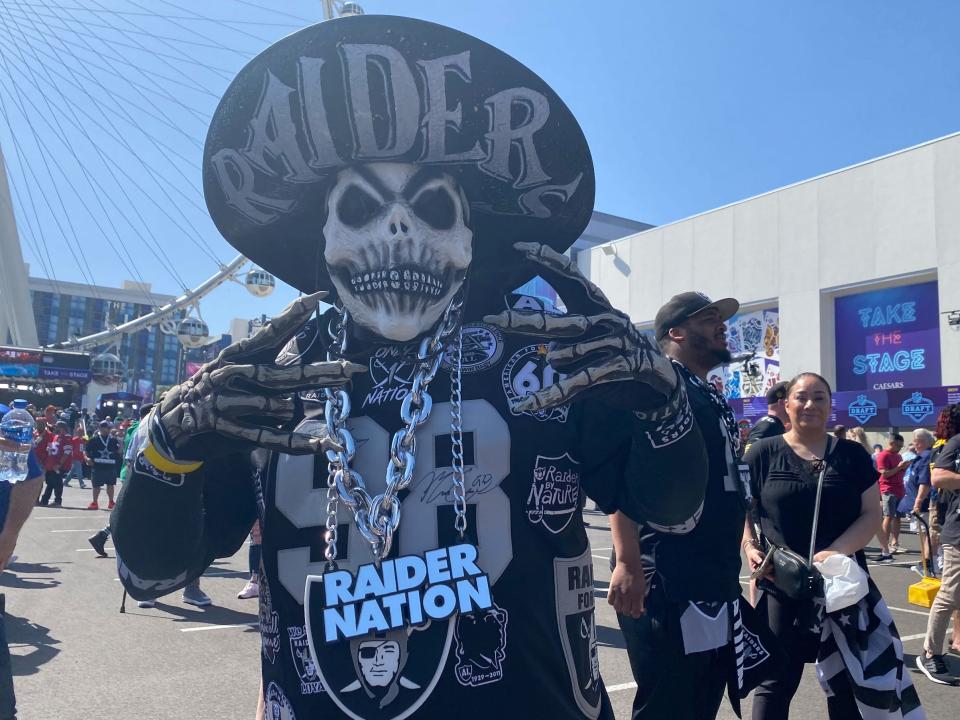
[39,471,63,505]
[617,601,728,720]
[752,590,860,720]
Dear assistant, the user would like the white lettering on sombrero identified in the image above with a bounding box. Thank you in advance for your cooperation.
[210,45,580,224]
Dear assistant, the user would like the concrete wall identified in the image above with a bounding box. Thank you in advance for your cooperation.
[580,133,960,387]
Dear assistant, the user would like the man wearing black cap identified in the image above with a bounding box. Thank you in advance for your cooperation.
[85,421,121,511]
[608,291,749,720]
[743,381,789,453]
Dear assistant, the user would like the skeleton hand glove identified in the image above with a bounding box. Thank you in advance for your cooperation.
[485,243,682,420]
[148,292,366,465]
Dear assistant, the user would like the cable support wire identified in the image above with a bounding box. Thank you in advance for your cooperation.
[150,0,279,50]
[0,42,103,300]
[5,158,60,296]
[0,17,165,310]
[4,0,256,58]
[1,4,214,136]
[0,32,206,190]
[5,1,305,28]
[0,43,192,293]
[3,5,225,265]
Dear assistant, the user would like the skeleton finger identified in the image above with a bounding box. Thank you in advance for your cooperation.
[218,291,327,363]
[212,394,296,419]
[483,309,630,338]
[194,359,365,397]
[213,417,341,455]
[546,336,630,367]
[511,356,636,413]
[513,241,612,311]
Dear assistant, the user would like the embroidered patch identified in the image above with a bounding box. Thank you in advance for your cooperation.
[501,344,569,423]
[455,603,509,687]
[527,453,580,534]
[442,323,503,374]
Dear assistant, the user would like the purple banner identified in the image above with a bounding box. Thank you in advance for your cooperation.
[834,281,941,392]
[731,385,960,429]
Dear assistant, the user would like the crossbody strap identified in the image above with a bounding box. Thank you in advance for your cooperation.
[807,436,836,566]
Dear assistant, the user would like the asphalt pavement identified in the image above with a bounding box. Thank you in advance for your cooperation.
[2,486,957,719]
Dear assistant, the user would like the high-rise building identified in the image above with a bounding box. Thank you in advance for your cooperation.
[28,274,185,388]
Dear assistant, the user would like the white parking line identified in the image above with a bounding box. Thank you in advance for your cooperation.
[180,622,257,633]
[77,547,113,552]
[34,516,95,520]
[50,528,103,533]
[607,681,637,694]
[887,605,936,617]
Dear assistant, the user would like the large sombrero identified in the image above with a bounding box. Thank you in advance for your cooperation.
[203,14,594,295]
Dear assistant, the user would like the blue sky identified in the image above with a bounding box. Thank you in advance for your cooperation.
[1,0,958,339]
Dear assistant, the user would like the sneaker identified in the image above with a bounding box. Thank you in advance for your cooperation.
[107,501,116,510]
[79,482,87,489]
[182,587,212,607]
[137,599,156,609]
[88,532,108,558]
[237,581,259,599]
[7,554,16,566]
[51,500,61,507]
[86,502,99,510]
[891,543,907,554]
[915,654,957,685]
[62,479,71,487]
[877,554,895,564]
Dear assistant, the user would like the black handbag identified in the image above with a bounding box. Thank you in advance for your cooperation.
[758,438,835,601]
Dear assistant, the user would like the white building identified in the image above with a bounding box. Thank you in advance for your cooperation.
[579,132,960,429]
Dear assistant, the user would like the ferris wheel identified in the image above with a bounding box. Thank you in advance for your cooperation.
[0,2,368,369]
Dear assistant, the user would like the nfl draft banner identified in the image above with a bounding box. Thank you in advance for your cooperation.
[834,281,941,393]
[730,386,960,428]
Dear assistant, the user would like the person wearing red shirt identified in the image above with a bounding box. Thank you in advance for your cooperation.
[62,429,88,490]
[35,420,74,507]
[875,433,911,563]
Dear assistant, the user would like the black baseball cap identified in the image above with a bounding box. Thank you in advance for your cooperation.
[654,292,739,341]
[765,381,788,405]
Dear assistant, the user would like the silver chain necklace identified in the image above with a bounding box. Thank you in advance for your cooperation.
[322,296,467,562]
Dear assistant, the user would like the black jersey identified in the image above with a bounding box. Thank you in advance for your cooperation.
[637,370,747,603]
[743,415,785,453]
[112,302,708,720]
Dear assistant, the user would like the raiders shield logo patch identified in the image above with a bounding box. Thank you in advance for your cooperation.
[527,453,580,534]
[554,548,602,719]
[304,576,454,720]
[288,625,325,695]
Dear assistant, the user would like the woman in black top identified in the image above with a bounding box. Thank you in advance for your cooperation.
[741,373,923,720]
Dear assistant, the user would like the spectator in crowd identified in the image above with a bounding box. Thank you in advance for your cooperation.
[848,427,873,458]
[743,372,921,718]
[40,405,58,433]
[832,424,847,441]
[744,381,789,452]
[0,440,43,720]
[35,419,73,507]
[929,405,960,655]
[872,443,884,469]
[917,405,960,685]
[608,292,741,720]
[237,520,261,600]
[61,424,88,489]
[88,404,154,557]
[902,440,918,463]
[85,420,121,511]
[876,433,911,562]
[902,429,936,563]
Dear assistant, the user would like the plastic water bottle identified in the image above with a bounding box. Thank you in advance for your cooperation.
[0,399,34,484]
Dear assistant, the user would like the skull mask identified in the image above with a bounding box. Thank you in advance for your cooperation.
[324,163,472,342]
